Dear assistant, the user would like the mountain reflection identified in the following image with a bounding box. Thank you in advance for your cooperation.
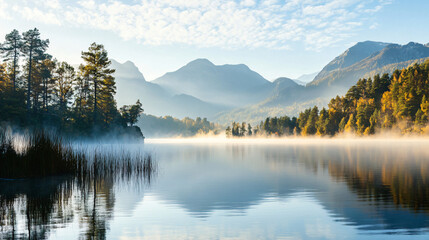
[150,141,429,233]
[1,141,429,238]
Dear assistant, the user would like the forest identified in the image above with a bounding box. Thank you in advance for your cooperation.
[0,28,143,138]
[227,59,429,137]
[139,114,219,137]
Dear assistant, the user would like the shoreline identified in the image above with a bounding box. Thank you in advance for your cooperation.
[144,136,429,144]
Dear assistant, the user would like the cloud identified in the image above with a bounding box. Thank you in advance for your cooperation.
[44,0,61,9]
[1,0,391,50]
[12,5,61,26]
[0,0,11,20]
[369,23,379,30]
[241,0,256,7]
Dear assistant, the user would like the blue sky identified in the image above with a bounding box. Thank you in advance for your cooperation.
[1,0,428,81]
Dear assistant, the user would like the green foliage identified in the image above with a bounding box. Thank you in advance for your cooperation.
[120,100,144,126]
[0,29,23,91]
[138,114,218,137]
[0,29,143,138]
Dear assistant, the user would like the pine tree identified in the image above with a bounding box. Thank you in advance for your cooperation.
[1,29,23,91]
[54,61,75,125]
[21,28,49,113]
[225,126,232,137]
[247,123,252,136]
[80,43,116,127]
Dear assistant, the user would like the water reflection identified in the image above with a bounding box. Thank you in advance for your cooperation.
[0,177,74,239]
[0,149,154,240]
[147,140,429,235]
[1,140,429,239]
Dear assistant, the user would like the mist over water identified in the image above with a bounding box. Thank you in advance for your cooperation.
[2,138,429,239]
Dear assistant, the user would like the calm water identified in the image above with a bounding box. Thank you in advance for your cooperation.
[1,138,429,239]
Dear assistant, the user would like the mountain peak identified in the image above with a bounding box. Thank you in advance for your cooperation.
[273,77,295,84]
[311,40,391,85]
[353,40,390,47]
[344,41,391,57]
[296,72,318,84]
[123,60,137,66]
[152,59,272,107]
[186,58,215,67]
[111,59,145,81]
[404,42,427,49]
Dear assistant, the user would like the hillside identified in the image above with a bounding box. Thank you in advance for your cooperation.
[311,41,391,85]
[216,41,429,124]
[228,59,429,137]
[310,42,429,89]
[112,42,429,125]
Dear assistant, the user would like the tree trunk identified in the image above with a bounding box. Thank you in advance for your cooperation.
[13,39,17,91]
[26,48,33,114]
[93,77,97,125]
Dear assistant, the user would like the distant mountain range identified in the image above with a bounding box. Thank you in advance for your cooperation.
[294,72,318,85]
[111,40,429,125]
[111,59,229,119]
[152,58,273,107]
[215,41,429,124]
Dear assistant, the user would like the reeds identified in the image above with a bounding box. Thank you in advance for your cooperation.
[0,128,155,180]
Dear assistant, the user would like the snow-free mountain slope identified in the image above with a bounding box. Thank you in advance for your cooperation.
[310,41,391,86]
[112,59,230,119]
[152,58,274,107]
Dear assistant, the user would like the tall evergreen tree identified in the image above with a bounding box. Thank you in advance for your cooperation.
[21,28,49,113]
[40,57,56,112]
[80,43,116,127]
[53,61,75,125]
[1,29,23,91]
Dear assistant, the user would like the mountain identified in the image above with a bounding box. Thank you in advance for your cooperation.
[309,42,429,89]
[111,59,166,108]
[111,59,145,80]
[111,60,230,119]
[113,41,429,126]
[295,72,318,85]
[216,41,429,124]
[272,77,300,94]
[311,41,391,85]
[291,79,307,86]
[152,59,273,107]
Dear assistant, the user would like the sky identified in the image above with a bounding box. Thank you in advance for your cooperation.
[0,0,428,81]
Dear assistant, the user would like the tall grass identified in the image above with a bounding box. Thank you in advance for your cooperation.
[0,128,155,239]
[0,128,154,180]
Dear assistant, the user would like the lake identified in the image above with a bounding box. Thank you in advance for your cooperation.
[1,138,429,239]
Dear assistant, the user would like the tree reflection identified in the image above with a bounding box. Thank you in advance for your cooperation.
[0,158,154,240]
[323,143,429,212]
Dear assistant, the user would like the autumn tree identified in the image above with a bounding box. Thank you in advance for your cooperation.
[80,43,116,127]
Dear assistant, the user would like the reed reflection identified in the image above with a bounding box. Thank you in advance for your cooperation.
[0,150,155,240]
